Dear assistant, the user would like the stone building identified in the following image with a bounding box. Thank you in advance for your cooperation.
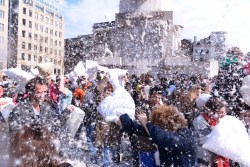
[192,32,227,61]
[64,0,225,77]
[65,0,180,75]
[64,34,94,74]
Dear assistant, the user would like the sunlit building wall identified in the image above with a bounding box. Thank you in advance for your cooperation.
[8,0,64,75]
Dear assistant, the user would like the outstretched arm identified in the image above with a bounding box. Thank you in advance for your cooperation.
[118,114,148,136]
[137,112,186,149]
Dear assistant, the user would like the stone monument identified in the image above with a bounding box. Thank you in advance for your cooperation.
[98,0,211,76]
[119,0,168,13]
[115,0,174,73]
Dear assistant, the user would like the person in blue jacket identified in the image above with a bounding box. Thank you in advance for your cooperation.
[117,104,198,167]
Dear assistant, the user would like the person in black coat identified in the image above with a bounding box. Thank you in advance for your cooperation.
[118,105,198,167]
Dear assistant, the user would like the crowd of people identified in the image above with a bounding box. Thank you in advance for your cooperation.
[0,57,250,167]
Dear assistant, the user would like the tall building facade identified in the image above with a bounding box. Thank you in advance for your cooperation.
[0,0,9,71]
[8,0,64,75]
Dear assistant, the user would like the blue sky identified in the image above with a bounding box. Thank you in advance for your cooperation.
[63,0,250,53]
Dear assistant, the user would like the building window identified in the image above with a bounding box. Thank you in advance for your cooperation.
[22,42,25,49]
[40,15,43,22]
[59,41,61,47]
[40,25,43,32]
[23,7,26,14]
[40,46,43,52]
[0,10,4,19]
[39,56,42,63]
[28,32,32,39]
[54,40,57,46]
[22,19,26,26]
[21,65,30,72]
[40,35,43,42]
[59,23,62,29]
[29,21,32,28]
[50,19,53,25]
[0,36,3,44]
[59,32,62,37]
[34,55,37,61]
[35,23,38,30]
[28,54,31,61]
[0,23,3,31]
[34,34,38,40]
[50,29,53,35]
[29,10,32,17]
[35,13,38,19]
[45,47,48,53]
[0,0,5,6]
[22,30,26,37]
[50,48,53,54]
[21,53,25,60]
[55,31,57,36]
[34,45,37,51]
[45,27,48,33]
[28,43,32,50]
[46,17,49,24]
[45,37,48,43]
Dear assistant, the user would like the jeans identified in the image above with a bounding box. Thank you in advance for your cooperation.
[102,147,113,167]
[86,123,97,162]
[139,151,157,167]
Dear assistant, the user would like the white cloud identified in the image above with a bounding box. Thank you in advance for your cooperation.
[63,0,119,38]
[63,0,250,53]
[170,0,250,53]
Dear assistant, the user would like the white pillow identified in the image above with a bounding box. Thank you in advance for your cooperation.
[66,107,85,137]
[97,86,135,122]
[196,94,212,109]
[0,97,15,122]
[203,115,250,166]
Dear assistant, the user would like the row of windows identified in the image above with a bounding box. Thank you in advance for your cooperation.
[23,7,63,29]
[0,10,4,19]
[21,31,63,46]
[36,0,59,12]
[21,42,63,56]
[20,53,62,66]
[22,19,63,37]
[0,0,4,6]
